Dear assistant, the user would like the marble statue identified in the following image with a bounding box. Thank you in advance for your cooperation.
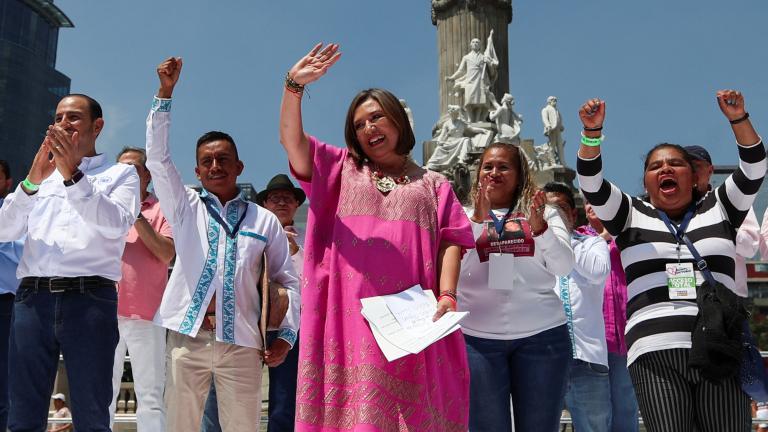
[399,99,415,131]
[445,31,499,123]
[489,93,522,144]
[541,96,565,166]
[534,142,557,169]
[427,105,491,172]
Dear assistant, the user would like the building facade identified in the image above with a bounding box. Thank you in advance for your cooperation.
[0,0,72,181]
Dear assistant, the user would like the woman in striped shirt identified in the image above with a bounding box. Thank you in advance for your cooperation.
[576,90,765,432]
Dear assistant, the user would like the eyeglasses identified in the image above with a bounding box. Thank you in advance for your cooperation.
[267,194,297,204]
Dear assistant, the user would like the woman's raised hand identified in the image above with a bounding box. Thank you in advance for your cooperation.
[716,89,746,122]
[578,98,606,135]
[471,175,492,223]
[288,43,341,86]
[527,190,547,234]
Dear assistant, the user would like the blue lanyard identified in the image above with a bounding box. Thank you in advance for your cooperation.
[657,205,716,286]
[202,196,248,239]
[657,206,695,244]
[488,208,515,237]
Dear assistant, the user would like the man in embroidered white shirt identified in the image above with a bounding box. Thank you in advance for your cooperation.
[545,182,612,432]
[146,57,300,431]
[0,94,140,431]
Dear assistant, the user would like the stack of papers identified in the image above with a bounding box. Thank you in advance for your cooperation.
[361,285,468,361]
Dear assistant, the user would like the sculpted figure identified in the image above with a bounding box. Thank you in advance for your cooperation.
[427,105,491,172]
[446,32,499,123]
[541,96,565,165]
[399,99,415,131]
[490,93,522,144]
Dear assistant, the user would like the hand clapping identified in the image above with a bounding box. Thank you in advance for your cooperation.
[527,190,547,234]
[46,125,80,180]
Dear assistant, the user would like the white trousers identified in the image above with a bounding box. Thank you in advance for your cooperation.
[109,317,167,431]
[165,329,263,432]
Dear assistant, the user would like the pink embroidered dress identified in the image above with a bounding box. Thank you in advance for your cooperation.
[293,137,475,431]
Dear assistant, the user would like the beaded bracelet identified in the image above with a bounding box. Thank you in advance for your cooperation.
[285,73,305,94]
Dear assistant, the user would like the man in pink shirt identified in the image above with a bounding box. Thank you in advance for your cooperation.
[109,147,175,430]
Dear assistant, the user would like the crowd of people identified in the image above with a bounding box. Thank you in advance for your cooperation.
[0,43,764,432]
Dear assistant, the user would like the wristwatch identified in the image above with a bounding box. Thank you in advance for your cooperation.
[63,169,84,187]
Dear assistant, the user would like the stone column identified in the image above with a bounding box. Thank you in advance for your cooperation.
[432,0,512,117]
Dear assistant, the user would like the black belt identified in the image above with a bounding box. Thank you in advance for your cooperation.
[20,276,116,293]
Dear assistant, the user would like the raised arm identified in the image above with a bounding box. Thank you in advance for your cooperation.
[145,57,194,228]
[576,98,633,236]
[712,90,766,228]
[280,43,341,180]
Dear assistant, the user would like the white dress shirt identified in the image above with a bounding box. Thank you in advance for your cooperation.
[146,97,300,350]
[0,155,139,281]
[556,233,611,366]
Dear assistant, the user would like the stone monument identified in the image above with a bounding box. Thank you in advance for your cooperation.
[425,0,577,203]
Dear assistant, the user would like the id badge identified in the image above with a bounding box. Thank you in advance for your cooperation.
[666,262,696,299]
[489,253,515,291]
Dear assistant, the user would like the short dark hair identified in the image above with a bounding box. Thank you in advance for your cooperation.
[196,131,239,161]
[0,160,9,179]
[63,94,103,120]
[116,147,147,167]
[543,182,575,210]
[344,88,415,166]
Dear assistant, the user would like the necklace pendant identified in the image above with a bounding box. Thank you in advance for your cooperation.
[375,176,397,193]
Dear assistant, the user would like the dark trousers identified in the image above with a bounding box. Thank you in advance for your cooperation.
[465,324,572,432]
[0,293,13,431]
[267,331,299,432]
[9,285,118,432]
[629,348,751,432]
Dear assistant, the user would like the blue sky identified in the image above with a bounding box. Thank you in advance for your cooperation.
[55,0,768,197]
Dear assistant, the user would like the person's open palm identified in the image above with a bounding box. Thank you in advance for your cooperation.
[288,43,341,86]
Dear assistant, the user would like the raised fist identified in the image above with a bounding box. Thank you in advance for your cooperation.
[716,89,747,122]
[579,98,606,132]
[157,57,183,98]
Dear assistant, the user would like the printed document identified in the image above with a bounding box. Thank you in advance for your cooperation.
[361,285,467,361]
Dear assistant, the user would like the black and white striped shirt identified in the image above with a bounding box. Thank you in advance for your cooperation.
[577,142,766,365]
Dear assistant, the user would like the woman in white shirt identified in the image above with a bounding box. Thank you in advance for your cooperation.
[458,142,575,431]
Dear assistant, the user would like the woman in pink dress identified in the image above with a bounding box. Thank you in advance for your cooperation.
[279,43,475,431]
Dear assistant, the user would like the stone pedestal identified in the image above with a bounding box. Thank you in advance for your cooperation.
[432,0,513,116]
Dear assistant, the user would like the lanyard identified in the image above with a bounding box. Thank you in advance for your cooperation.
[488,208,515,237]
[657,205,716,286]
[202,196,248,239]
[657,206,695,244]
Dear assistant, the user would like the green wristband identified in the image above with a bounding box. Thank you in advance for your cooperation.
[580,134,604,147]
[21,177,40,192]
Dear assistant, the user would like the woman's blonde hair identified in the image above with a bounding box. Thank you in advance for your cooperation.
[470,143,537,215]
